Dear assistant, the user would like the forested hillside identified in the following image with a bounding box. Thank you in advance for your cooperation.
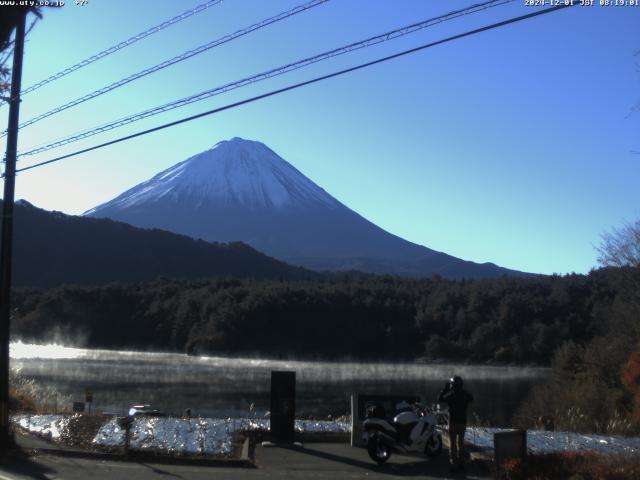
[11,267,631,364]
[5,200,316,287]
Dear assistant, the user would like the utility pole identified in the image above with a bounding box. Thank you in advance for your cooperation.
[0,12,26,450]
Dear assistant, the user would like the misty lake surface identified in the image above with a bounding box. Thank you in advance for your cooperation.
[10,343,547,426]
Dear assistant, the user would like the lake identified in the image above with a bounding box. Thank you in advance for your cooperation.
[10,342,547,426]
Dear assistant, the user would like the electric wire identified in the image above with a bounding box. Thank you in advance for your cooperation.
[14,3,576,175]
[20,0,225,96]
[18,0,515,157]
[8,0,329,136]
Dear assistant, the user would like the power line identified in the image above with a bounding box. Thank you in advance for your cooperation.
[20,0,225,96]
[14,3,575,175]
[8,0,329,135]
[18,0,515,156]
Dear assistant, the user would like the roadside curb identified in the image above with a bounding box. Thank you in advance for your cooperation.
[297,433,350,443]
[14,436,256,468]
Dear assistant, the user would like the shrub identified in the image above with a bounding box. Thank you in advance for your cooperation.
[499,452,640,480]
[623,340,640,421]
[9,369,70,414]
[516,339,637,435]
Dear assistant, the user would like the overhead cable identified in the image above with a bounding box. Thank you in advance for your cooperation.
[9,0,329,135]
[18,0,514,156]
[20,0,225,96]
[14,3,576,174]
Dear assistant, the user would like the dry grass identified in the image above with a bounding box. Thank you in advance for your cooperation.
[9,385,37,412]
[516,379,637,436]
[9,368,71,414]
[499,452,640,480]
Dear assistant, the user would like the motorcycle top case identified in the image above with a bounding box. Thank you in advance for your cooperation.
[393,411,420,425]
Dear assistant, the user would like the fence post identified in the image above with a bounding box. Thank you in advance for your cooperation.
[350,394,361,447]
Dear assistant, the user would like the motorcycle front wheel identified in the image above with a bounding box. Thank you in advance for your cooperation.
[425,433,443,457]
[367,436,392,464]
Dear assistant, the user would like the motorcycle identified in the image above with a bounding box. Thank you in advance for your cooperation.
[362,401,443,464]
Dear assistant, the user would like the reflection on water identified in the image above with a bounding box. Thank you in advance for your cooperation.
[10,342,547,425]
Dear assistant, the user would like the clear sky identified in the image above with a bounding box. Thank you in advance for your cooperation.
[1,0,639,275]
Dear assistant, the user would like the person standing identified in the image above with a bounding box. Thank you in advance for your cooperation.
[438,375,473,471]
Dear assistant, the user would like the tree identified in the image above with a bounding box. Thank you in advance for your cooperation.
[0,7,41,96]
[597,217,640,325]
[597,218,640,269]
[623,343,640,421]
[597,218,640,428]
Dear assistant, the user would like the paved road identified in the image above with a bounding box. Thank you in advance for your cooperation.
[0,435,491,479]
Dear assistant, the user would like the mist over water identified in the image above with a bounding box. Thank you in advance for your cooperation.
[10,342,547,425]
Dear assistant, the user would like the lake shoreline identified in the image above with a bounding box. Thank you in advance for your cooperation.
[10,341,547,425]
[9,340,552,370]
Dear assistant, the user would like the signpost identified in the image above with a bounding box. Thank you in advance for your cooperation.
[85,388,93,414]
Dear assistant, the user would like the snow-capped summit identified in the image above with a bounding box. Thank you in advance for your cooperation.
[85,137,338,214]
[86,137,526,278]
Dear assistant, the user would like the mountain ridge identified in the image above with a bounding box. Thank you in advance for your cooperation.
[86,137,530,279]
[4,199,316,288]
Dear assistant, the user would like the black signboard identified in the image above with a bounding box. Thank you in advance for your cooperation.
[270,371,295,444]
[495,429,527,474]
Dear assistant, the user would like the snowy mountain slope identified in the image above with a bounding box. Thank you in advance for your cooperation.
[85,138,339,213]
[86,137,527,279]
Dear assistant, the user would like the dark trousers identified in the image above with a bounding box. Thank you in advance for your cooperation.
[448,423,466,466]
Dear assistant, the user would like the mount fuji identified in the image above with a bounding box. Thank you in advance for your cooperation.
[85,137,526,278]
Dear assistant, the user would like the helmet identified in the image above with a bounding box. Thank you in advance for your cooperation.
[450,375,463,390]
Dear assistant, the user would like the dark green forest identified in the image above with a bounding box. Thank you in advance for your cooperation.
[10,260,640,433]
[10,267,634,365]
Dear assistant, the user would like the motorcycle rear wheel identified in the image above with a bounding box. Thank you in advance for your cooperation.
[367,436,392,464]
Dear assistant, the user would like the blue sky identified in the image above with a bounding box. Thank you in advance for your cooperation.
[2,0,639,275]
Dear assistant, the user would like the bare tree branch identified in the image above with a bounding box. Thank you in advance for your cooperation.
[597,219,640,268]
